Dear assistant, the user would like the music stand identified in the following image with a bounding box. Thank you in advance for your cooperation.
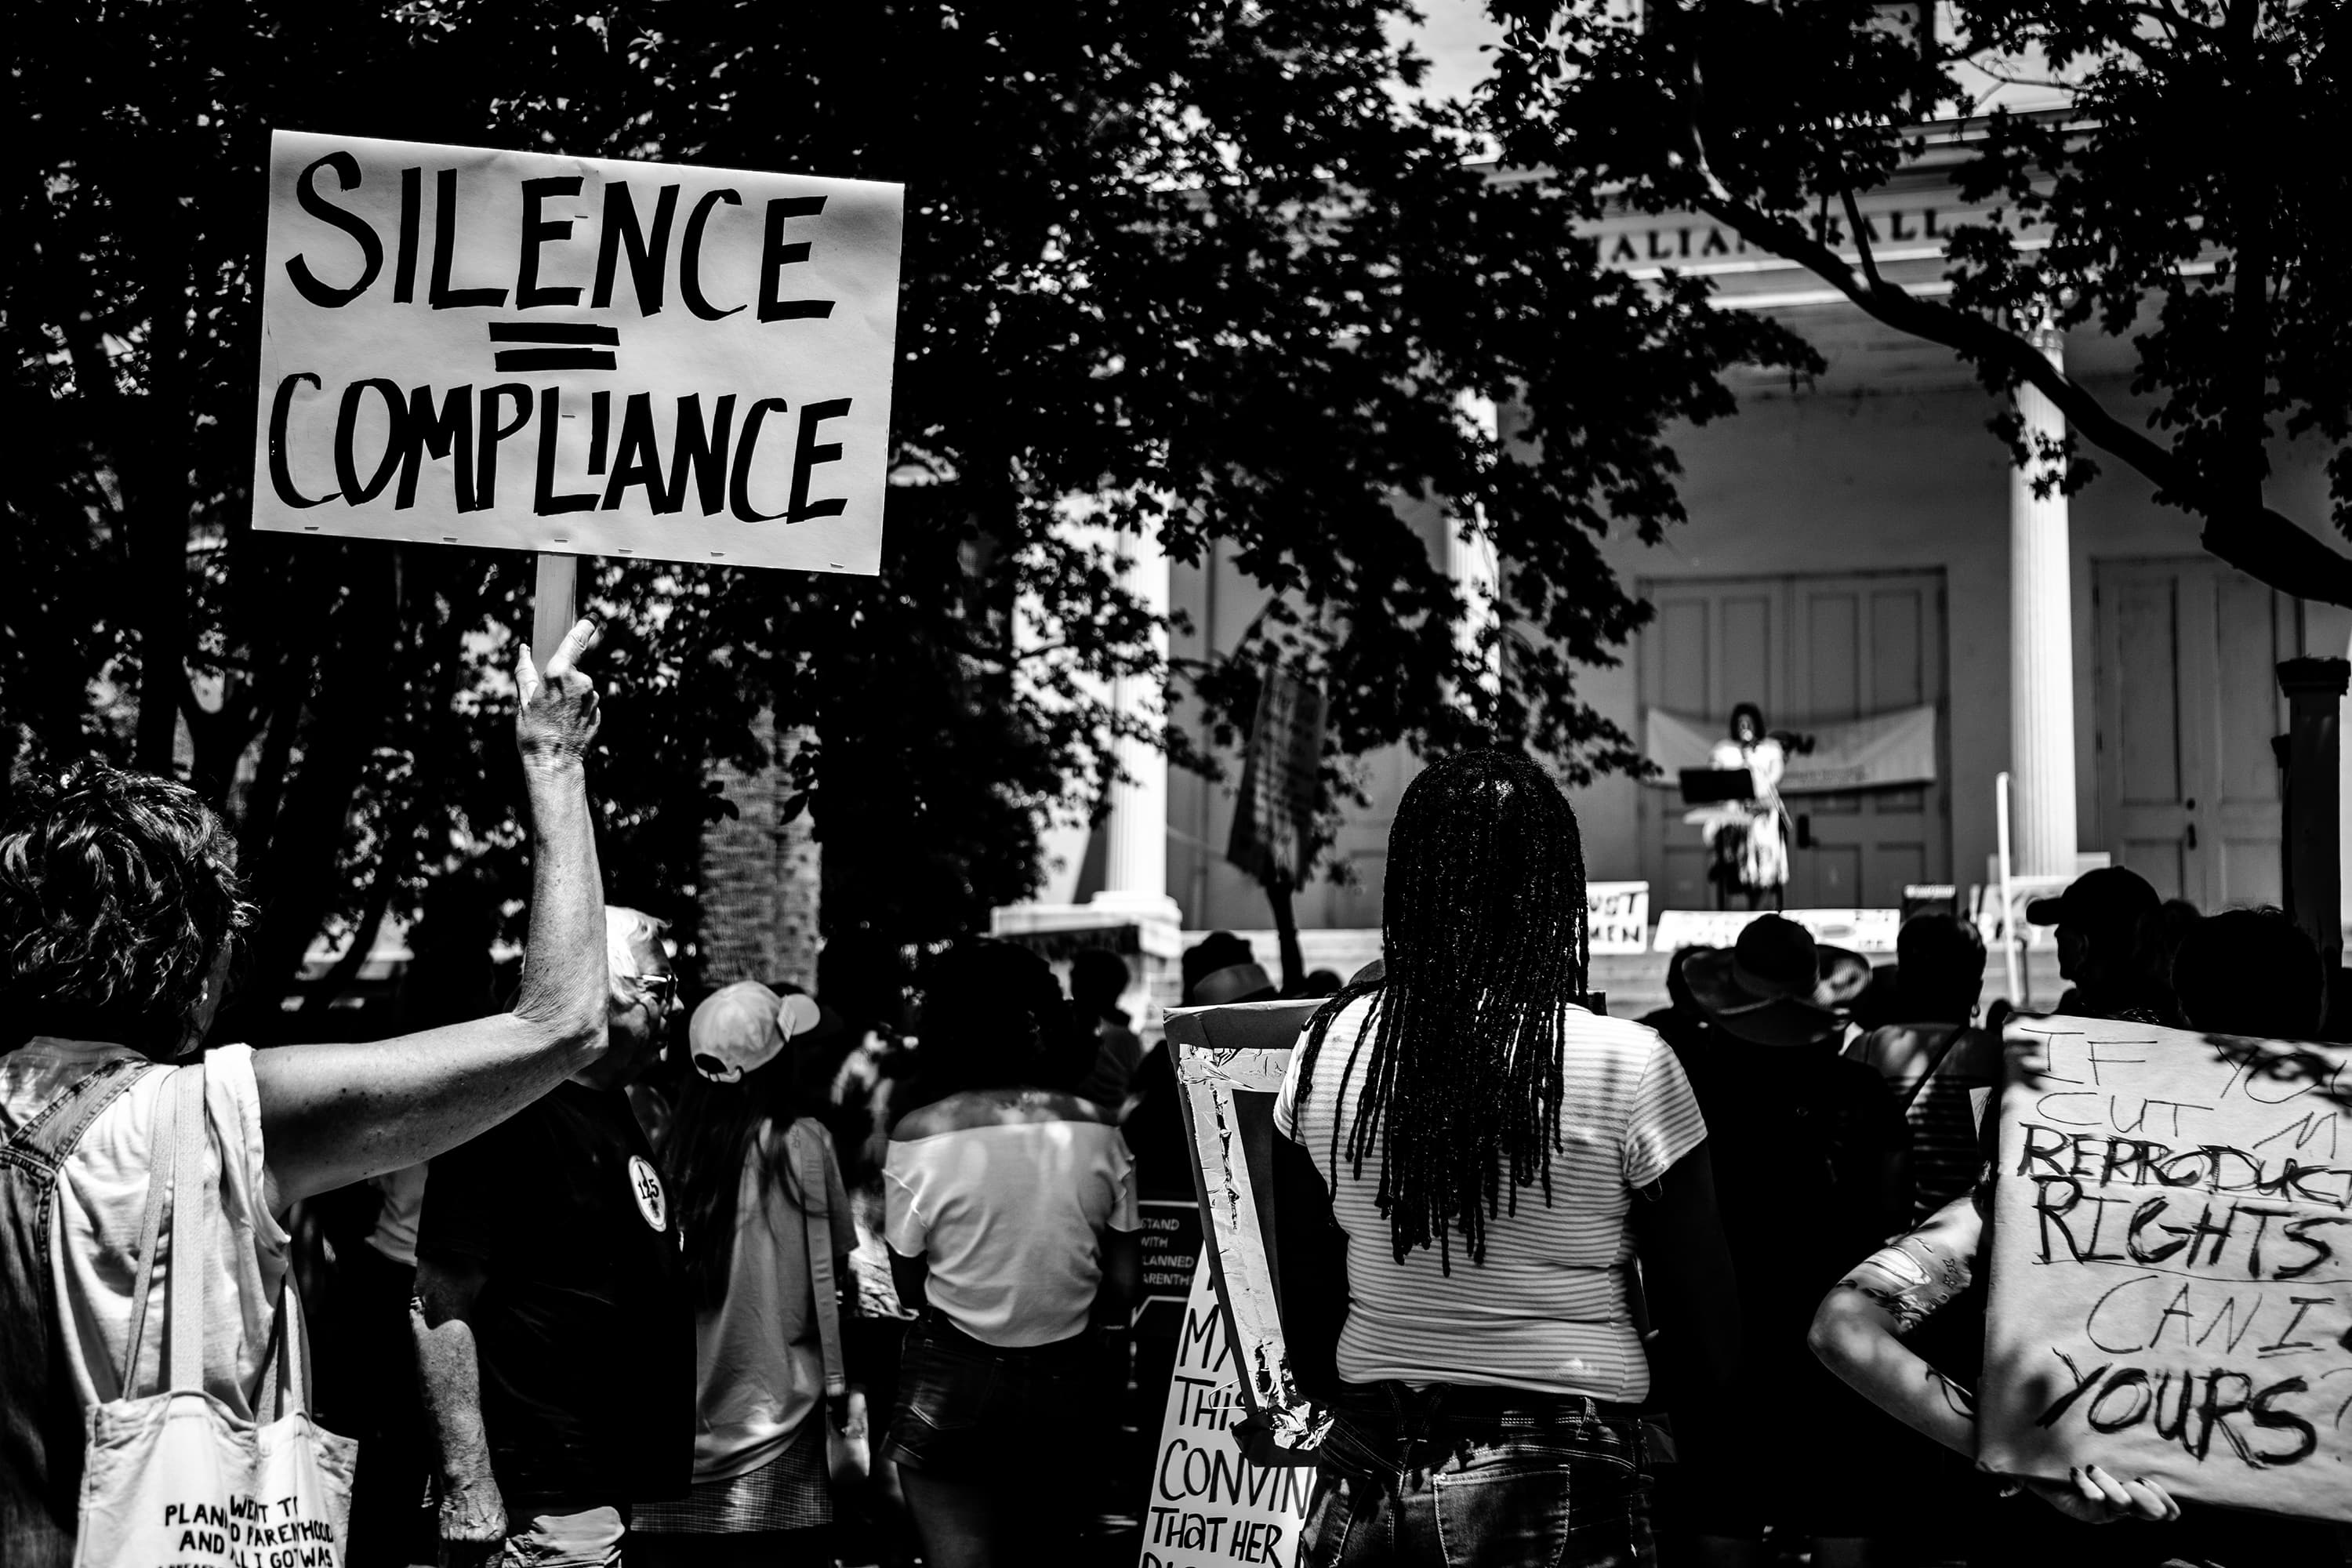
[1679,767,1757,806]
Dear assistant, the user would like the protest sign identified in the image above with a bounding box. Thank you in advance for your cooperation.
[1165,1000,1329,1452]
[1980,1015,2352,1522]
[1135,1196,1206,1340]
[1141,1258,1316,1568]
[1588,880,1650,955]
[252,130,902,576]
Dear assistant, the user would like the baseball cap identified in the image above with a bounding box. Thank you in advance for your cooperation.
[688,981,844,1083]
[2025,866,2160,931]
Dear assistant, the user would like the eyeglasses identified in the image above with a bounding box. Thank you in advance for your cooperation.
[630,973,679,1013]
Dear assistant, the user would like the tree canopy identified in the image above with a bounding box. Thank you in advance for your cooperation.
[1486,0,2352,603]
[5,2,1795,1019]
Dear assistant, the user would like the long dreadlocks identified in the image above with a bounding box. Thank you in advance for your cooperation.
[1296,747,1588,1272]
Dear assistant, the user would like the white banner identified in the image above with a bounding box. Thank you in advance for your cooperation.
[1652,906,1900,954]
[1644,704,1937,794]
[252,130,903,575]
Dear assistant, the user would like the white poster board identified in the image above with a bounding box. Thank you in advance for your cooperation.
[1980,1016,2352,1522]
[252,130,902,575]
[1142,1258,1316,1568]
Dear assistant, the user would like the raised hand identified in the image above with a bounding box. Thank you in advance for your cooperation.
[515,618,601,764]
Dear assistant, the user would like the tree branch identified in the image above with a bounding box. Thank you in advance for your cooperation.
[1684,185,2352,608]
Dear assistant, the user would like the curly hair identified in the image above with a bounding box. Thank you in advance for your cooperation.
[0,761,253,1051]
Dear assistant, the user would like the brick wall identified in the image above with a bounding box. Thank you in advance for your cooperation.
[698,711,821,989]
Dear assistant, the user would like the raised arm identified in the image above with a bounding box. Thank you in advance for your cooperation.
[256,620,608,1205]
[1628,1142,1740,1403]
[1807,1190,2179,1525]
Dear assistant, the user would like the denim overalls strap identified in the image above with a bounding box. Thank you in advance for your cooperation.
[0,1054,155,1566]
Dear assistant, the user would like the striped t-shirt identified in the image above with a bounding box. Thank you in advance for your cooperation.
[1275,996,1708,1401]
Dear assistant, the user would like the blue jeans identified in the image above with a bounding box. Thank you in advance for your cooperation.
[1298,1385,1656,1568]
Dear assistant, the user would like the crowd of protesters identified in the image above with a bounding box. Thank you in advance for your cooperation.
[4,626,2351,1568]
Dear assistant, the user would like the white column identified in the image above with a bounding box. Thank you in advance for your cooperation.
[1452,395,1502,707]
[1096,526,1178,914]
[2010,318,2080,877]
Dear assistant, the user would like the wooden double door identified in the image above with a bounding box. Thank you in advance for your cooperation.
[2092,558,2289,909]
[1639,571,1949,911]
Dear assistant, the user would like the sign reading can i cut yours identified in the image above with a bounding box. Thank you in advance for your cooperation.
[252,129,903,575]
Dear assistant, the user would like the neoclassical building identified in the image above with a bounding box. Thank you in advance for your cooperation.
[1000,122,2352,1006]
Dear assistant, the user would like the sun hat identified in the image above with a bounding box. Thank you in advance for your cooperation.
[689,980,847,1083]
[1681,914,1871,1047]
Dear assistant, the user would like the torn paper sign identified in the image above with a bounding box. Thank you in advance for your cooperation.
[1165,1000,1330,1461]
[252,129,902,575]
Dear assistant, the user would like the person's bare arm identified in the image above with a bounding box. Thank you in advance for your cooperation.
[414,1252,503,1565]
[1628,1142,1740,1402]
[1807,1192,2180,1525]
[257,621,608,1205]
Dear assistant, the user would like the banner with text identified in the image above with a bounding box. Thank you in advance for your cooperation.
[253,129,902,574]
[1588,881,1650,956]
[1980,1015,2352,1522]
[1142,1258,1315,1568]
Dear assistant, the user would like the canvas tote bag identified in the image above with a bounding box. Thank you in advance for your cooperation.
[73,1062,358,1566]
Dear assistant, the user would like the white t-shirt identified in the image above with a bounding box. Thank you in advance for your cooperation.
[884,1112,1140,1347]
[0,1036,289,1417]
[1276,996,1707,1401]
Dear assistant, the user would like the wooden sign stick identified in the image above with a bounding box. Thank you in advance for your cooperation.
[532,554,579,670]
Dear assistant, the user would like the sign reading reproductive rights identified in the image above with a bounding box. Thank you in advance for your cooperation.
[1980,1015,2352,1521]
[252,130,903,575]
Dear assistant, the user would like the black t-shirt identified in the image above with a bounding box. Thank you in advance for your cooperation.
[418,1083,692,1508]
[1669,1026,1912,1347]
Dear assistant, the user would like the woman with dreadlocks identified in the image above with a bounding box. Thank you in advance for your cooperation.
[1271,748,1739,1568]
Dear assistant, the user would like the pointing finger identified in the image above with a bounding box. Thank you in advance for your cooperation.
[544,617,601,680]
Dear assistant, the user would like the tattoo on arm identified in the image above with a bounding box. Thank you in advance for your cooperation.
[1836,1277,1929,1334]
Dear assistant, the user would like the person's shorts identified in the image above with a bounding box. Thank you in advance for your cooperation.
[881,1313,1108,1482]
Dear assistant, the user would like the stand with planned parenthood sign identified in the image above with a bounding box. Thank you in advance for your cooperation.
[1980,1015,2352,1521]
[252,129,903,640]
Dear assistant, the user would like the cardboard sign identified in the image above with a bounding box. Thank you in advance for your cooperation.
[1980,1015,2352,1521]
[1142,1258,1316,1568]
[1588,881,1650,956]
[1164,1000,1330,1451]
[252,130,902,575]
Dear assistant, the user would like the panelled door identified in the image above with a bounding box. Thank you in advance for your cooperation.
[2092,558,2288,909]
[1639,571,1949,911]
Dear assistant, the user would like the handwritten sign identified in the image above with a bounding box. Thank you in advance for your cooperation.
[1142,1258,1314,1568]
[1980,1016,2352,1521]
[1650,906,1900,954]
[1588,881,1650,956]
[252,130,902,575]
